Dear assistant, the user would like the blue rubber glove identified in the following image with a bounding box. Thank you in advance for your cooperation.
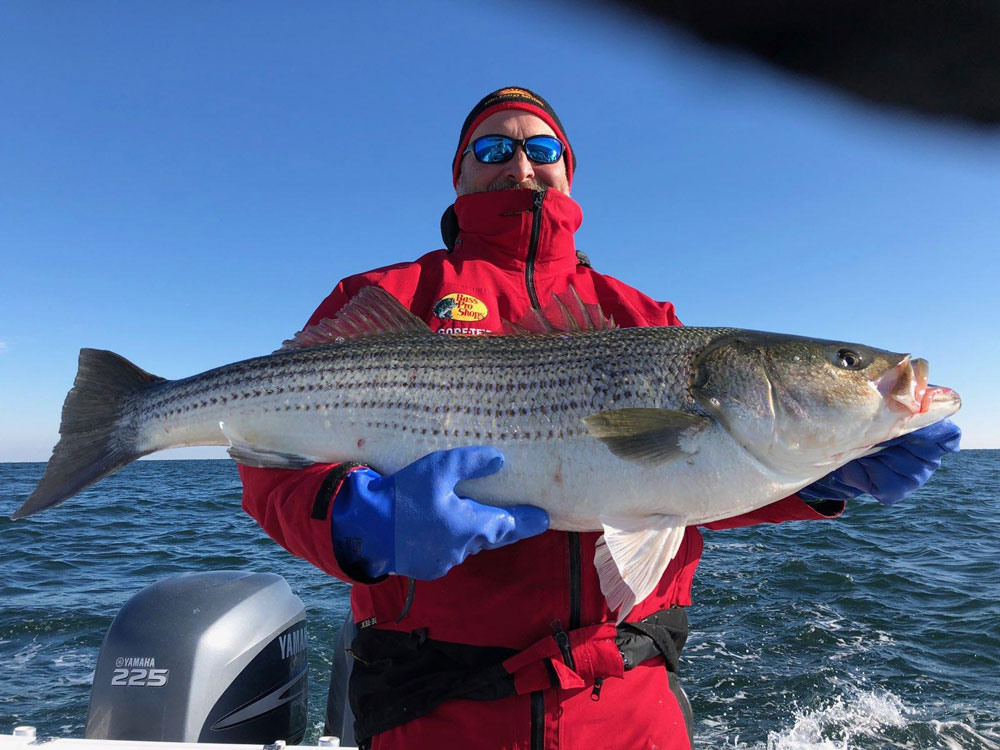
[331,446,549,581]
[799,419,961,507]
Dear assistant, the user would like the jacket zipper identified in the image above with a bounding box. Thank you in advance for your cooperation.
[530,691,545,750]
[524,188,546,309]
[569,532,581,630]
[550,620,576,670]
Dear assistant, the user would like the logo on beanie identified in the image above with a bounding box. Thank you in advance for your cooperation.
[433,293,488,322]
[494,87,545,106]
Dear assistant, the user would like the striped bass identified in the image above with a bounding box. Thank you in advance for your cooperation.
[12,287,961,618]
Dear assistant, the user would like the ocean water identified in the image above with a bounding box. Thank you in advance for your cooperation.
[1,452,997,749]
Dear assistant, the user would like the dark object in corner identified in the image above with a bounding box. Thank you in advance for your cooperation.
[608,0,1000,125]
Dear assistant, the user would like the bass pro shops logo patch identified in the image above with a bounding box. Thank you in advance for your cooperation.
[433,293,488,322]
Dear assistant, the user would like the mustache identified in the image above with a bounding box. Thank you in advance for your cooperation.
[486,177,547,192]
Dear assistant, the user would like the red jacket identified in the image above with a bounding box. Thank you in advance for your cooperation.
[241,189,840,750]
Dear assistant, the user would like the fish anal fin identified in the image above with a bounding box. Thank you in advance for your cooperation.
[220,422,316,469]
[280,286,432,351]
[595,514,687,624]
[583,408,710,466]
[502,285,617,335]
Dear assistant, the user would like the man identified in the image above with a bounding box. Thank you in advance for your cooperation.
[240,87,960,750]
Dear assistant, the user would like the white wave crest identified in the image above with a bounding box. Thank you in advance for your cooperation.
[702,687,1000,750]
[765,689,910,749]
[930,720,1000,750]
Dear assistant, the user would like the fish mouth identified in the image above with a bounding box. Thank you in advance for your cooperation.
[876,355,961,415]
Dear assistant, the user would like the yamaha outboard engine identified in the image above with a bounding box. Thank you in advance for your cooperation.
[85,571,308,744]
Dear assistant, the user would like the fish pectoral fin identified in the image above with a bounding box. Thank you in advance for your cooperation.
[582,408,710,466]
[220,422,317,469]
[596,513,687,624]
[279,286,432,351]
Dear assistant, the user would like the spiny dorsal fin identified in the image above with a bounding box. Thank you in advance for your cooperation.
[582,408,710,466]
[502,286,617,335]
[280,286,432,350]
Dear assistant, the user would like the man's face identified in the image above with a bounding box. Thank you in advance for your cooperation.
[456,111,570,196]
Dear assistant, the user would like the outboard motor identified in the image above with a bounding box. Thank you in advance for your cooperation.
[85,571,308,744]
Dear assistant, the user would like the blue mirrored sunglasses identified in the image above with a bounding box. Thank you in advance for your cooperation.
[464,134,564,165]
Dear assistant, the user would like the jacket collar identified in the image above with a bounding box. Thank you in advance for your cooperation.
[448,188,583,272]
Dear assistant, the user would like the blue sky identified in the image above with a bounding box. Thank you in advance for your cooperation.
[1,0,997,460]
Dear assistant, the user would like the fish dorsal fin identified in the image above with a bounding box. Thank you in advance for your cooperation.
[281,286,432,350]
[502,286,617,334]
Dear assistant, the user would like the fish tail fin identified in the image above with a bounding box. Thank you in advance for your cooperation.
[11,348,165,519]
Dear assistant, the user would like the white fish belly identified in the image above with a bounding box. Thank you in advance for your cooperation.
[201,405,808,532]
[460,430,811,530]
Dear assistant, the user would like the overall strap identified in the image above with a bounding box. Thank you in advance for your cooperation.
[347,608,689,743]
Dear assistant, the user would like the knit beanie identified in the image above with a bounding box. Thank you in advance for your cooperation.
[452,86,576,188]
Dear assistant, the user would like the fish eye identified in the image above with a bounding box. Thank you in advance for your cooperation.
[836,348,865,369]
